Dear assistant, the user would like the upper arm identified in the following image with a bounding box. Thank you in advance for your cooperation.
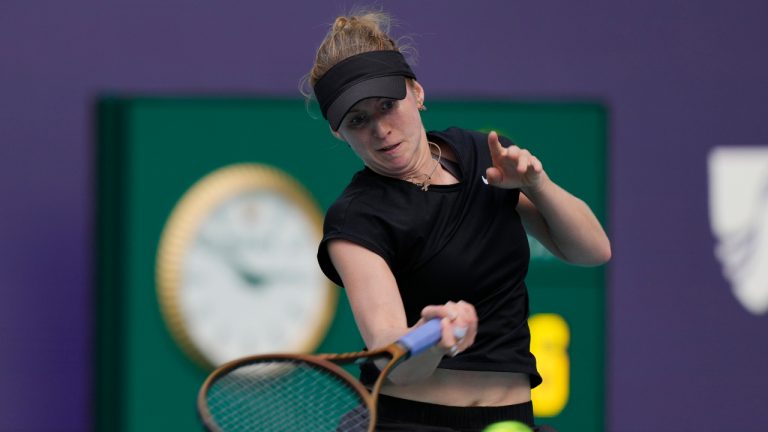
[516,192,568,261]
[326,239,409,349]
[516,189,611,266]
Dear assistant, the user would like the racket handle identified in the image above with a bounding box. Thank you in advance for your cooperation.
[398,318,443,356]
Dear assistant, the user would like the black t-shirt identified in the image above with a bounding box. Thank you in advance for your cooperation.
[318,127,542,388]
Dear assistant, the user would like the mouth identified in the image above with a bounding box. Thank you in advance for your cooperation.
[378,142,401,153]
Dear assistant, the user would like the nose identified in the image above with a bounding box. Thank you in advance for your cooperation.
[371,116,392,139]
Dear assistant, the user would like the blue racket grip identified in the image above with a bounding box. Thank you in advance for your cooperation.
[397,318,443,356]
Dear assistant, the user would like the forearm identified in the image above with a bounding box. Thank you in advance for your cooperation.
[369,315,469,385]
[328,241,476,384]
[521,172,611,265]
[375,343,446,385]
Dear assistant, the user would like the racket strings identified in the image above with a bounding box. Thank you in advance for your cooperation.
[205,360,371,431]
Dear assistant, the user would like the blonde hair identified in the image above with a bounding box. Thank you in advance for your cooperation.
[300,9,416,101]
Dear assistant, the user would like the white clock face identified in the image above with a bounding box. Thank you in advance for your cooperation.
[181,189,330,366]
[156,164,336,369]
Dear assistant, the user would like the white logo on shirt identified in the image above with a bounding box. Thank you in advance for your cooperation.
[481,176,489,185]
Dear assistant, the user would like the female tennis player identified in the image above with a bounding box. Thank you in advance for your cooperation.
[306,9,611,431]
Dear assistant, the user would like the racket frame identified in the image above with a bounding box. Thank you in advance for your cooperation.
[198,319,440,432]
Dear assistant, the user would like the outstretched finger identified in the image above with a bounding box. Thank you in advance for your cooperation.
[487,131,505,161]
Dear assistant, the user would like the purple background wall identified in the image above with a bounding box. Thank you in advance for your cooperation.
[2,1,767,431]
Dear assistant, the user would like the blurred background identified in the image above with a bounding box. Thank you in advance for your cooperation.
[2,1,767,431]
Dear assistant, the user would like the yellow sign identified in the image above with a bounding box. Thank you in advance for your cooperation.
[529,313,570,417]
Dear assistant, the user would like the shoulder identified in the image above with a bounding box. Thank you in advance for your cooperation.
[319,170,418,284]
[325,169,391,223]
[324,169,420,243]
[427,127,495,159]
[428,127,516,147]
[428,127,488,147]
[428,127,493,172]
[319,171,397,286]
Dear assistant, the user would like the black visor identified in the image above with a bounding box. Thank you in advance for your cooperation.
[314,50,416,131]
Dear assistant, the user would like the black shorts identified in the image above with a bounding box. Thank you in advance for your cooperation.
[374,394,538,432]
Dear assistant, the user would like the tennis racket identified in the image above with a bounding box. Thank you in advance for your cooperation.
[197,318,444,432]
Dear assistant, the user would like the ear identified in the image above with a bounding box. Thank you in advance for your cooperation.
[329,125,345,142]
[412,80,425,106]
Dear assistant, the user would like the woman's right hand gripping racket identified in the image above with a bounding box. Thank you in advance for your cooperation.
[197,318,445,432]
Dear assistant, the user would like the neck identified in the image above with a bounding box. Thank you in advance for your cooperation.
[405,141,442,191]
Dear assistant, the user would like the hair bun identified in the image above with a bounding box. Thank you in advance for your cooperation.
[306,10,413,92]
[333,17,349,31]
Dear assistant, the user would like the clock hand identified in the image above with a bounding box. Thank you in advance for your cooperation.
[230,260,267,287]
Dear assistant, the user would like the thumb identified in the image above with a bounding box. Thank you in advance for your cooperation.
[485,167,503,185]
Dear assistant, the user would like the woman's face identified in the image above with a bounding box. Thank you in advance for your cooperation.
[334,81,428,179]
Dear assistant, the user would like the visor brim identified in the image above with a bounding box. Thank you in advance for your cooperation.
[326,75,408,131]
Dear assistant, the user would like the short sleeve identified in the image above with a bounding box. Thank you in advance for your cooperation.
[316,191,398,287]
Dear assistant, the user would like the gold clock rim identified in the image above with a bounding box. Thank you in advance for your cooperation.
[156,162,338,370]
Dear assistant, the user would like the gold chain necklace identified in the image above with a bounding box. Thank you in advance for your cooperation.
[407,141,442,191]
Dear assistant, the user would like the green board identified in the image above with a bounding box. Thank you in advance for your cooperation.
[95,97,606,431]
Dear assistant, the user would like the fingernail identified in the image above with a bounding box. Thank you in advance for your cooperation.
[449,345,459,356]
[453,326,468,339]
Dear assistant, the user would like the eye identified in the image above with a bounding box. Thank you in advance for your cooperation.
[381,99,396,111]
[346,113,368,128]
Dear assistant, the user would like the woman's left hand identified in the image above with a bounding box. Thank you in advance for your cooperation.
[484,131,544,191]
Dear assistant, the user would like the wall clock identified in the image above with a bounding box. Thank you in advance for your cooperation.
[156,163,336,369]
